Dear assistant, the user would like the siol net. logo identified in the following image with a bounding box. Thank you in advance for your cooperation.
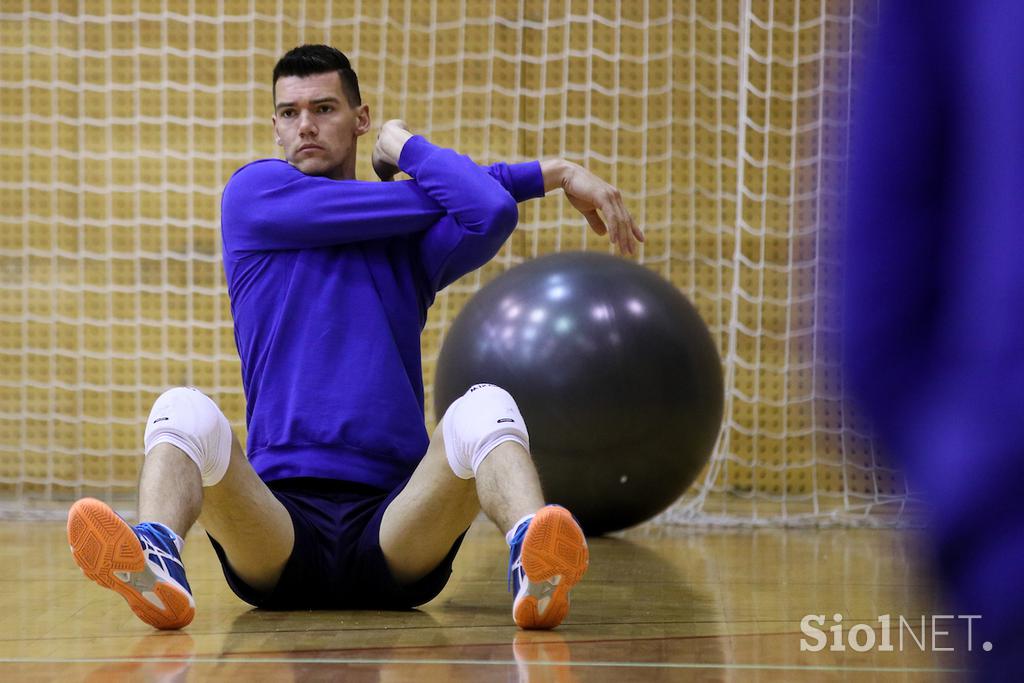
[799,614,992,653]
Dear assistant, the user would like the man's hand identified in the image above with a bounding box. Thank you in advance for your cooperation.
[372,119,414,181]
[541,160,644,256]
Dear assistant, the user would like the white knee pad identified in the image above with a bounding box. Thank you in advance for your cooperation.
[441,383,530,479]
[143,387,232,487]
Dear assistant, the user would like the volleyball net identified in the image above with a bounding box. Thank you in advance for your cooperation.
[0,0,912,525]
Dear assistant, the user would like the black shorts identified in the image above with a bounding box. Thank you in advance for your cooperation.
[207,477,466,610]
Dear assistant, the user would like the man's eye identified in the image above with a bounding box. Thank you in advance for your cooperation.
[318,105,333,113]
[281,110,295,118]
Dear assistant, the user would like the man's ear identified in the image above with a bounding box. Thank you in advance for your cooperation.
[354,104,371,137]
[272,116,282,146]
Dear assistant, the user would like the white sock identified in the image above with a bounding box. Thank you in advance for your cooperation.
[506,513,535,545]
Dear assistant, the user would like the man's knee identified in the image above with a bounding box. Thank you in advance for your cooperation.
[440,383,530,479]
[144,387,232,487]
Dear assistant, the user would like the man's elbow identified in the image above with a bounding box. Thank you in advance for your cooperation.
[485,192,519,236]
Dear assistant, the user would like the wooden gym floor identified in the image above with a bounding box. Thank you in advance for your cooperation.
[0,518,966,681]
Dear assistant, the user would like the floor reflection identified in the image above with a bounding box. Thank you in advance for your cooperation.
[7,522,954,681]
[81,632,195,683]
[198,534,729,682]
[512,631,576,683]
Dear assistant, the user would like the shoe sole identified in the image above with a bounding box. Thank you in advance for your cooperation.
[67,498,194,630]
[515,506,589,629]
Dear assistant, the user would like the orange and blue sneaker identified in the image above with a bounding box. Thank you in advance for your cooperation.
[507,505,589,629]
[67,497,195,630]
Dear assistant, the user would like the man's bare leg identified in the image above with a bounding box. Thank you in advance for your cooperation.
[69,403,294,629]
[136,443,202,538]
[380,424,547,581]
[137,435,295,592]
[475,441,546,533]
[379,417,587,629]
[195,436,294,592]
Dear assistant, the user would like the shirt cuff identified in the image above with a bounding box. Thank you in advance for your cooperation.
[504,161,546,203]
[397,135,437,175]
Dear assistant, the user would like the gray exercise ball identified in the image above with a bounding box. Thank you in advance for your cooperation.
[434,251,723,535]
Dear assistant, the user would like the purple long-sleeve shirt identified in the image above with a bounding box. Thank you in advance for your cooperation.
[220,136,544,489]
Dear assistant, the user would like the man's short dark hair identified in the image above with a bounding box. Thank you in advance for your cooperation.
[272,44,361,107]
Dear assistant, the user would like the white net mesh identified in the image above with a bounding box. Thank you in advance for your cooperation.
[0,0,912,524]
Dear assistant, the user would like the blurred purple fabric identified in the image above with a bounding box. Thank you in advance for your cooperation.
[844,2,1024,679]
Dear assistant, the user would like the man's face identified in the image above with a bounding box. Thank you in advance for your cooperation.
[272,71,370,180]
